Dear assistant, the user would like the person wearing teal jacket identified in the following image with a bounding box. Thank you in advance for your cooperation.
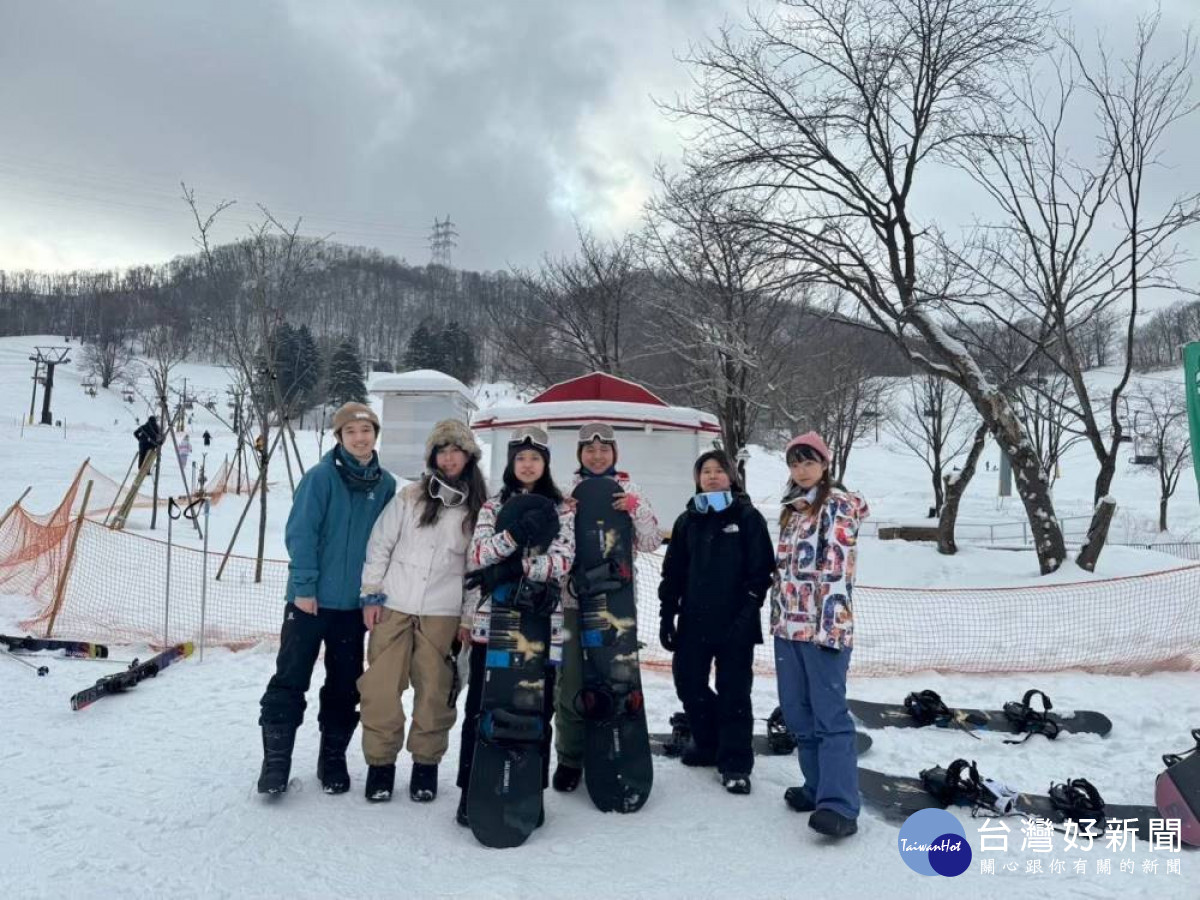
[257,402,396,796]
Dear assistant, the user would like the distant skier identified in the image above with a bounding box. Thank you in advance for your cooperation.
[134,416,161,468]
[771,431,869,839]
[256,402,396,796]
[657,449,774,796]
[178,434,192,473]
[202,430,212,448]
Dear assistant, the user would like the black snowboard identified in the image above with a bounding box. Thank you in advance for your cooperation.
[571,476,653,813]
[467,494,560,849]
[1156,731,1200,847]
[649,731,872,757]
[849,695,1112,738]
[859,767,1158,840]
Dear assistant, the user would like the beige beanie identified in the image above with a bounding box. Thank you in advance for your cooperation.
[331,402,380,435]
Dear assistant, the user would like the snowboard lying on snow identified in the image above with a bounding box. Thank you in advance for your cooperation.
[849,689,1112,739]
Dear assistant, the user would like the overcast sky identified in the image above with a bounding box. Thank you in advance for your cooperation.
[0,0,1196,278]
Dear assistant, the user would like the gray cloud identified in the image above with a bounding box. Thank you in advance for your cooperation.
[0,0,1195,285]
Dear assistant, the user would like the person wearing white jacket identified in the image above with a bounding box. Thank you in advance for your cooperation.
[357,419,487,805]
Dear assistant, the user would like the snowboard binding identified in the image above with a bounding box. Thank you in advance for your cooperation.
[574,684,644,721]
[766,706,797,755]
[1048,778,1107,829]
[480,708,545,747]
[904,689,985,736]
[920,759,1018,817]
[1002,689,1060,744]
[1162,728,1200,769]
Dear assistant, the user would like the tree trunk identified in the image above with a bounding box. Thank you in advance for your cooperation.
[1076,497,1117,572]
[1159,496,1168,533]
[937,423,988,555]
[256,441,268,583]
[931,467,944,517]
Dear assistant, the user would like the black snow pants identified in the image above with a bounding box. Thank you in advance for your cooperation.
[258,603,366,734]
[671,634,755,775]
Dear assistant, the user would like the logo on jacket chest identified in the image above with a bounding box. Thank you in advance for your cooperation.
[723,524,740,534]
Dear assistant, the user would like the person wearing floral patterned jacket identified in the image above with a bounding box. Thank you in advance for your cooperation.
[552,422,662,794]
[452,425,575,829]
[770,431,869,841]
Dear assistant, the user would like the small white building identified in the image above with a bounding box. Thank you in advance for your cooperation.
[370,369,476,479]
[472,373,721,533]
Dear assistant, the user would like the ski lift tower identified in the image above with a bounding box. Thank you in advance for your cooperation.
[29,346,71,425]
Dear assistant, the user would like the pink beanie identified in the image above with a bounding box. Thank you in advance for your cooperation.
[785,431,831,463]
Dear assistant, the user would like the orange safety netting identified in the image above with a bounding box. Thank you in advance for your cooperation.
[1,463,1198,675]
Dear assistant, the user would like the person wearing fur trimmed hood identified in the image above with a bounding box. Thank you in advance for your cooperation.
[771,431,869,839]
[551,422,661,794]
[257,402,396,797]
[657,450,774,796]
[356,419,487,804]
[453,426,576,829]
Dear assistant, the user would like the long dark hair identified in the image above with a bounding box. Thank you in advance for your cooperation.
[500,451,563,504]
[416,456,488,534]
[780,444,833,530]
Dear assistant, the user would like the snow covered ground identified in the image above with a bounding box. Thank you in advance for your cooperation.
[0,335,1197,898]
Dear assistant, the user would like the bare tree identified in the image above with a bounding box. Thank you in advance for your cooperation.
[937,421,990,554]
[641,169,799,470]
[140,322,192,529]
[184,184,323,580]
[671,0,1070,572]
[489,227,641,390]
[886,374,979,515]
[1003,369,1086,487]
[1131,381,1193,532]
[82,336,134,390]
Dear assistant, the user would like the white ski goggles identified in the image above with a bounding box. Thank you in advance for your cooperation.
[508,425,550,452]
[577,422,616,445]
[428,474,467,508]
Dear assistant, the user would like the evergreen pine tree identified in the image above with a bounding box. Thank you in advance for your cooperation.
[440,321,479,384]
[403,323,444,371]
[326,338,368,405]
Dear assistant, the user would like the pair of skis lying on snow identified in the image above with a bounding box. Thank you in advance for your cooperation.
[0,634,192,710]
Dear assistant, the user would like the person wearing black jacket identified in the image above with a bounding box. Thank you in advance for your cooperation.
[134,416,161,468]
[658,449,775,794]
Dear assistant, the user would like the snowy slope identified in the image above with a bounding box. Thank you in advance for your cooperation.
[0,335,1196,898]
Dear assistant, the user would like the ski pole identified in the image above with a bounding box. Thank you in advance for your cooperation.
[200,498,210,663]
[165,497,178,646]
[1,649,48,676]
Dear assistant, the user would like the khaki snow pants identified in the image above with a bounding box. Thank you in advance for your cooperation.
[358,609,460,766]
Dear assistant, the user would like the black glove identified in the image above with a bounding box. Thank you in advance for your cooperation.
[659,615,678,653]
[465,555,524,593]
[731,602,762,645]
[510,504,560,549]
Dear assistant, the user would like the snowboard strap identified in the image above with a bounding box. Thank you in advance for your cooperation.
[766,706,797,754]
[1048,778,1107,826]
[480,708,544,745]
[507,579,561,617]
[1162,729,1200,768]
[903,690,983,739]
[571,559,627,600]
[1002,689,1060,744]
[574,684,644,721]
[921,759,1019,817]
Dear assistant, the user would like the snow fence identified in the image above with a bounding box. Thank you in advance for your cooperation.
[2,470,1199,675]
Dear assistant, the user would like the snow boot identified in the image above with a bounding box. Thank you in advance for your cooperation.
[680,742,718,767]
[316,731,353,795]
[721,772,752,795]
[409,762,438,802]
[809,808,858,838]
[455,791,470,827]
[257,725,297,795]
[784,786,816,812]
[365,764,396,803]
[552,763,582,793]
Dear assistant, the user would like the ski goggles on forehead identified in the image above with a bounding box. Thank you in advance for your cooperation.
[577,423,616,444]
[509,425,549,451]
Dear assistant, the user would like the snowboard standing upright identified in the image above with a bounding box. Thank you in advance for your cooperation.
[467,494,559,849]
[571,477,652,813]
